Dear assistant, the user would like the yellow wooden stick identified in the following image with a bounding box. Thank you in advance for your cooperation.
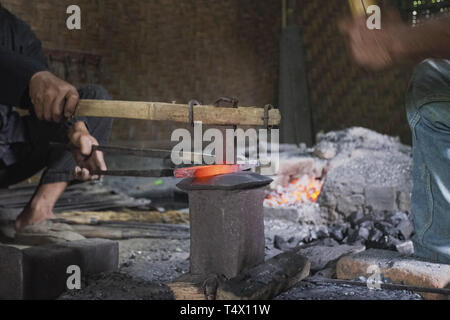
[348,0,379,17]
[27,99,281,127]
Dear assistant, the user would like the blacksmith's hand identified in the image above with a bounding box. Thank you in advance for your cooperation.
[29,71,79,122]
[68,121,107,181]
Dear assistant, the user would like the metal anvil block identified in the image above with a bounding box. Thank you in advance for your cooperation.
[177,172,272,279]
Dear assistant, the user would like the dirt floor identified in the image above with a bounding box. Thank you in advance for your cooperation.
[60,238,189,300]
[0,169,423,300]
[59,219,421,300]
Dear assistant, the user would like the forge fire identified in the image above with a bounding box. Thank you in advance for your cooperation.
[265,176,323,208]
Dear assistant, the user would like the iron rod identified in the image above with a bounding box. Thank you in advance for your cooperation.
[305,278,450,296]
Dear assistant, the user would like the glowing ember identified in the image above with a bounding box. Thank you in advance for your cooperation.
[264,175,323,208]
[174,164,255,179]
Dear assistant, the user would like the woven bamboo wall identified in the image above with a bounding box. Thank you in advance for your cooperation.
[295,0,413,144]
[2,0,414,144]
[1,0,281,145]
[100,0,281,144]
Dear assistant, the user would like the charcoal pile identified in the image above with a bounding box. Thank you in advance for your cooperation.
[264,127,415,256]
[328,211,414,254]
[268,210,414,255]
[316,127,412,223]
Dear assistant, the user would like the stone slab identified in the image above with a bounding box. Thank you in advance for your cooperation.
[0,239,118,300]
[0,246,25,300]
[365,186,397,212]
[298,244,366,272]
[61,238,119,275]
[336,249,450,300]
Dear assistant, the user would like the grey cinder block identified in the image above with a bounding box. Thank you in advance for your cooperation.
[0,239,119,300]
[0,245,26,300]
[59,238,119,274]
[23,245,81,300]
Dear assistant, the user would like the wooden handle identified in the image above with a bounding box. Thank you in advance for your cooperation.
[348,0,378,17]
[75,99,281,126]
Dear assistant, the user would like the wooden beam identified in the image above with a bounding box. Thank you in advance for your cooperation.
[75,99,281,126]
[55,210,189,225]
[279,21,313,145]
[169,248,310,300]
[168,274,218,301]
[216,248,310,300]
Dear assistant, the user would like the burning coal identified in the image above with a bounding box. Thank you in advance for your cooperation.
[264,175,323,208]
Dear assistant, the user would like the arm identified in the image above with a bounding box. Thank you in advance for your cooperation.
[0,5,48,108]
[1,6,106,180]
[394,16,450,63]
[0,47,47,108]
[0,6,79,121]
[339,12,450,70]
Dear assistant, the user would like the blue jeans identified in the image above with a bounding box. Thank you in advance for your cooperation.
[407,96,450,264]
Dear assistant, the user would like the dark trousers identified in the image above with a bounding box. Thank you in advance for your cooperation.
[0,84,113,188]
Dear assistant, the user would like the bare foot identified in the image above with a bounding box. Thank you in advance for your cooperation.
[15,203,56,231]
[14,182,68,232]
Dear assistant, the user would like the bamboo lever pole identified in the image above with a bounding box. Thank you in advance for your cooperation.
[73,99,281,127]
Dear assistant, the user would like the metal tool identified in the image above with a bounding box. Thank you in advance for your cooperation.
[45,93,275,179]
[49,142,216,163]
[48,169,174,178]
[48,142,206,178]
[48,143,256,179]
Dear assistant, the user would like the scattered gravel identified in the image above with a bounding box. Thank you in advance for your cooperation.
[60,127,420,300]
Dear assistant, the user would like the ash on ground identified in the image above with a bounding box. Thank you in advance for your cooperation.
[61,127,421,300]
[60,218,420,300]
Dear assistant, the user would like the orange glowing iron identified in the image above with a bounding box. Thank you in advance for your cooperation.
[174,163,257,179]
